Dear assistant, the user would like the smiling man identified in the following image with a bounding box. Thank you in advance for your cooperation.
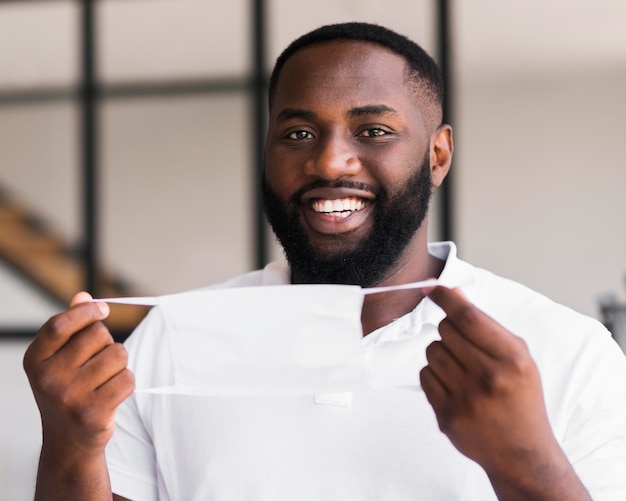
[24,23,626,501]
[263,34,445,293]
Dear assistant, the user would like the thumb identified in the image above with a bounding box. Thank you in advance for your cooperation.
[70,291,94,307]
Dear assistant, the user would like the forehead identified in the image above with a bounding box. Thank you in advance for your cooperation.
[271,40,417,116]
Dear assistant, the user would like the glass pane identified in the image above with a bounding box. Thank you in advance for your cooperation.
[0,1,78,89]
[0,102,80,242]
[101,93,253,296]
[0,262,61,328]
[0,101,80,329]
[98,0,250,83]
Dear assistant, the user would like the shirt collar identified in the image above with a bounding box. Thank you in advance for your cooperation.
[264,241,476,345]
[364,241,477,346]
[420,240,476,324]
[261,259,291,285]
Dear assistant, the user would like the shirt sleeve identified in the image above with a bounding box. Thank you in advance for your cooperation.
[478,275,626,500]
[106,392,158,501]
[106,308,172,501]
[560,329,626,501]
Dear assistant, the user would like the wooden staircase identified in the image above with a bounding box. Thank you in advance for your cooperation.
[0,190,150,337]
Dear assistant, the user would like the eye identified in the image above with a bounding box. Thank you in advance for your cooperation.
[358,127,389,138]
[287,130,314,140]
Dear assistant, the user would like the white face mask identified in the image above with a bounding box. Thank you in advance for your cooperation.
[96,279,441,397]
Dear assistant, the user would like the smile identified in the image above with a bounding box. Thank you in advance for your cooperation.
[310,197,370,219]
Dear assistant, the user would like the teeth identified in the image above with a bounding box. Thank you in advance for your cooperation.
[312,197,367,215]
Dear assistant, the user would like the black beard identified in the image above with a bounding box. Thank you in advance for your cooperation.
[262,154,432,287]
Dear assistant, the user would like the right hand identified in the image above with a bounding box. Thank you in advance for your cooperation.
[23,292,135,455]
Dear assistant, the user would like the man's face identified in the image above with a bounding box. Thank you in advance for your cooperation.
[263,41,435,286]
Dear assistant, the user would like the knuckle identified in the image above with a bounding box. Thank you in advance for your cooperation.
[29,365,63,397]
[22,347,35,372]
[506,338,533,373]
[456,304,479,325]
[67,394,110,433]
[437,417,451,435]
[121,368,136,392]
[113,342,129,358]
[57,384,81,411]
[434,406,458,435]
[44,314,71,342]
[107,343,129,366]
[478,366,512,395]
[73,399,101,428]
[437,318,453,337]
[424,341,442,361]
[87,321,114,344]
[34,369,56,393]
[508,352,527,373]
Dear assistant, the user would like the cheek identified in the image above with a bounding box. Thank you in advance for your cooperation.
[264,152,301,199]
[367,150,421,191]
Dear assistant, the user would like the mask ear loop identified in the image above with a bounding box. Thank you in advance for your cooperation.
[361,278,442,296]
[93,296,160,305]
[93,278,446,305]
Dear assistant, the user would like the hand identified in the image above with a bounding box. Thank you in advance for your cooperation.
[23,292,135,455]
[420,286,588,499]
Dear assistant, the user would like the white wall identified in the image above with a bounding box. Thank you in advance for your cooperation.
[0,264,59,500]
[0,341,41,501]
[100,94,254,295]
[456,68,626,317]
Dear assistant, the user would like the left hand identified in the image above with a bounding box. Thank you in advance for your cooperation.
[420,286,589,499]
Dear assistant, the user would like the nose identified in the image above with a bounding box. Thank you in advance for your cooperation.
[304,135,361,180]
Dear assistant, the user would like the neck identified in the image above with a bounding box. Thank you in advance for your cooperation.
[360,239,444,336]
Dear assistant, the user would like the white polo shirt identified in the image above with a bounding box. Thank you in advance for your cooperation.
[106,242,626,500]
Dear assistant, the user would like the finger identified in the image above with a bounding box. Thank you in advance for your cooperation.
[438,318,497,370]
[77,343,129,393]
[424,340,468,394]
[60,366,134,439]
[419,364,448,409]
[26,300,111,363]
[53,321,115,370]
[95,368,135,411]
[70,291,94,307]
[427,286,514,359]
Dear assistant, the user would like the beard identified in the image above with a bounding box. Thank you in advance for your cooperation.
[262,153,433,287]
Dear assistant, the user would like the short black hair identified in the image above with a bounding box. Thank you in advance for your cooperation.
[268,22,444,127]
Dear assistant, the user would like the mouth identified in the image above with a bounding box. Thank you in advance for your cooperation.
[298,186,376,237]
[310,196,370,219]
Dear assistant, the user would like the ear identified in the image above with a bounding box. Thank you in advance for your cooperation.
[429,124,453,188]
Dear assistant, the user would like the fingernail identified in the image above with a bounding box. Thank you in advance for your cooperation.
[96,301,110,318]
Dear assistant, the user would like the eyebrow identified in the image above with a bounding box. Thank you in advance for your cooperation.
[347,105,399,118]
[275,104,399,123]
[275,108,316,122]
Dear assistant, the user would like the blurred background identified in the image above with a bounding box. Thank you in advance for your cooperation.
[1,0,625,498]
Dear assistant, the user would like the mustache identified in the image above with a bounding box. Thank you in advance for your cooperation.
[290,179,381,203]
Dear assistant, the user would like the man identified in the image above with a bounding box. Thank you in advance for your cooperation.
[24,22,626,500]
